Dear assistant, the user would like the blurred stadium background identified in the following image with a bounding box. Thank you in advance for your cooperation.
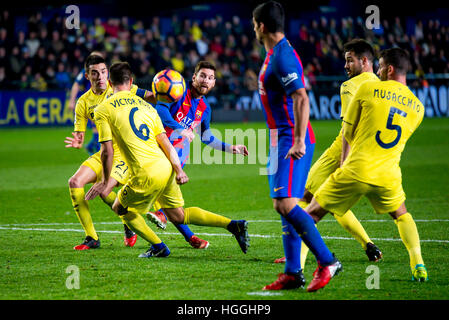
[0,0,448,125]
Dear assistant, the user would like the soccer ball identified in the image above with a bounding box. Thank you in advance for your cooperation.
[151,69,186,103]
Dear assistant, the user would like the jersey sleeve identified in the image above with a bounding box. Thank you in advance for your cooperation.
[155,101,185,130]
[149,107,166,137]
[200,107,230,151]
[94,104,113,143]
[339,81,353,119]
[343,83,367,144]
[130,84,148,99]
[272,49,305,96]
[73,98,88,132]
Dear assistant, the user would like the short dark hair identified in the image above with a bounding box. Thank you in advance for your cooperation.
[379,48,410,75]
[84,53,106,71]
[343,39,375,63]
[252,1,284,33]
[194,61,216,75]
[109,61,133,86]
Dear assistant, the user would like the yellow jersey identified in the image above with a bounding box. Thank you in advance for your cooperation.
[342,80,424,186]
[94,90,171,179]
[74,83,143,132]
[325,72,380,160]
[340,72,380,119]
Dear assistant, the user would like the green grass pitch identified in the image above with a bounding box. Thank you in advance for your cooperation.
[0,118,448,300]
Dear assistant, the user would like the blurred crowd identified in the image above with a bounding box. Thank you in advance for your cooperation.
[0,9,448,109]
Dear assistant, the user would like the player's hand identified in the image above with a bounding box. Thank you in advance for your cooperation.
[285,141,306,160]
[68,99,76,111]
[64,132,83,149]
[231,145,249,156]
[85,181,107,200]
[180,129,195,143]
[175,170,189,185]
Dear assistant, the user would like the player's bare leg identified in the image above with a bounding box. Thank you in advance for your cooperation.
[389,203,428,281]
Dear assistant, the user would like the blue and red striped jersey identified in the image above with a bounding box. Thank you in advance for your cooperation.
[156,81,229,152]
[258,37,315,142]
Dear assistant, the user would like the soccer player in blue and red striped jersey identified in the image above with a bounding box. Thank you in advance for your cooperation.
[147,61,249,250]
[252,1,341,292]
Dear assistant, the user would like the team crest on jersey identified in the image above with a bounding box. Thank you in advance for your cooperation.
[195,110,203,119]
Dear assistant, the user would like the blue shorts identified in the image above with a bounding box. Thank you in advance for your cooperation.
[267,128,315,199]
[87,119,95,129]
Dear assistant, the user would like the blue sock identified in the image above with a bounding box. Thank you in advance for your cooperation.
[281,215,302,274]
[175,223,195,242]
[152,242,166,250]
[284,205,334,266]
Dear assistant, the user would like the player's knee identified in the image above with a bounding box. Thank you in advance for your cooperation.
[164,208,184,224]
[112,201,127,216]
[273,201,291,216]
[68,175,83,188]
[302,189,313,203]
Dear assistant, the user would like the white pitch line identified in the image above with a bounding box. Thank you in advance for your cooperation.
[1,219,448,228]
[0,226,448,243]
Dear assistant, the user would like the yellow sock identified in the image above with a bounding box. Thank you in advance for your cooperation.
[298,200,310,270]
[101,191,127,225]
[152,201,162,212]
[183,207,231,228]
[69,187,98,240]
[395,212,424,270]
[102,191,117,208]
[334,210,372,250]
[121,211,162,244]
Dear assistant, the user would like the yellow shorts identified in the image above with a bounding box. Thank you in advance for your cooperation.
[315,168,406,216]
[118,169,184,214]
[306,148,340,195]
[82,151,129,185]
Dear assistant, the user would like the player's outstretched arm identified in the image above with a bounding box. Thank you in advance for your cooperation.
[156,132,189,185]
[64,131,85,149]
[155,102,195,142]
[199,114,247,155]
[68,82,80,111]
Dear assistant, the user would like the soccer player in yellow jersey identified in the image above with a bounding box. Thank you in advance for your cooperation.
[275,39,382,267]
[85,62,250,258]
[64,54,155,250]
[305,47,428,282]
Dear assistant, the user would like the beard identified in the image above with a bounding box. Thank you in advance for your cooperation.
[347,65,363,78]
[192,82,211,96]
[379,72,388,81]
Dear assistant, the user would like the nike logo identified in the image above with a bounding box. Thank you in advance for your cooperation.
[273,187,285,192]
